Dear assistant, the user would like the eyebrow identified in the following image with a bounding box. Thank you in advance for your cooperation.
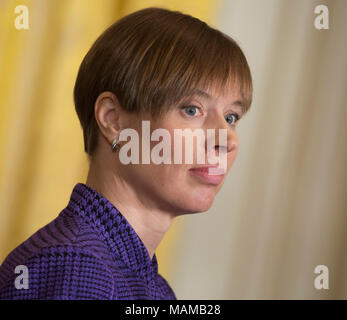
[183,89,245,115]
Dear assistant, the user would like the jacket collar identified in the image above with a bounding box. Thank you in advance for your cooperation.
[66,183,158,282]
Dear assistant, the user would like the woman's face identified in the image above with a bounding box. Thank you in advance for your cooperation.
[118,86,243,216]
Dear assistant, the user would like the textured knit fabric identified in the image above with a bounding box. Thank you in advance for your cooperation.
[0,183,176,300]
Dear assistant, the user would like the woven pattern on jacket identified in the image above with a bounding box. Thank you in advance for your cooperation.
[0,183,177,300]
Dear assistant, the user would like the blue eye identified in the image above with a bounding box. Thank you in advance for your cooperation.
[183,105,199,116]
[225,113,239,125]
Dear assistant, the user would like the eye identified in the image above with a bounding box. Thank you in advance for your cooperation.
[182,105,201,117]
[225,113,239,125]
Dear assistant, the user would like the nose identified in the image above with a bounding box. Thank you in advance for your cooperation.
[206,115,238,156]
[214,130,237,155]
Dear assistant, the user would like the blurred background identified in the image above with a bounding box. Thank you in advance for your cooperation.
[0,0,346,299]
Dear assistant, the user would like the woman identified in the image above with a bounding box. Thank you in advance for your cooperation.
[0,7,252,299]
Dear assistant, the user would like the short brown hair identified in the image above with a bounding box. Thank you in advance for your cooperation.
[73,7,253,157]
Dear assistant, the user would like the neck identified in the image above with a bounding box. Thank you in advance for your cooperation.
[85,157,174,260]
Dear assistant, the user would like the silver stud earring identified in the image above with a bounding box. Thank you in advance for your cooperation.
[111,138,118,152]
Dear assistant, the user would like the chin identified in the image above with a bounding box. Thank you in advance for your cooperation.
[191,203,213,214]
[169,177,223,215]
[177,191,216,214]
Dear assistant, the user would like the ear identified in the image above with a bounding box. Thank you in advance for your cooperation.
[94,91,122,145]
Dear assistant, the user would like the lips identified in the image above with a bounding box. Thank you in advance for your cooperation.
[189,166,225,185]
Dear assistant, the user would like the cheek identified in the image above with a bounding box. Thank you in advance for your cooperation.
[227,145,238,170]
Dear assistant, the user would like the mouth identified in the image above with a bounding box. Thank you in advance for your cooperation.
[189,166,225,185]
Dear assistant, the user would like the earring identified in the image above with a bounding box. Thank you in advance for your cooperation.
[112,138,118,152]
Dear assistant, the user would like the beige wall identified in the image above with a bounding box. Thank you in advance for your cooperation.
[170,0,347,299]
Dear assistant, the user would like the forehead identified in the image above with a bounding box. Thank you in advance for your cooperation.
[185,86,241,99]
[181,86,244,113]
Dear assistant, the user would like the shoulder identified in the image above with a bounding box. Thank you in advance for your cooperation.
[156,273,177,300]
[0,244,115,300]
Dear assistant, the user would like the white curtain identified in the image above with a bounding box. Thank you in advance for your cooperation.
[170,0,347,299]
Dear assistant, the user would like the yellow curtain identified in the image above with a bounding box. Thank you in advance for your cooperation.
[0,0,220,282]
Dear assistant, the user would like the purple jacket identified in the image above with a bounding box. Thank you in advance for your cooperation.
[0,183,176,300]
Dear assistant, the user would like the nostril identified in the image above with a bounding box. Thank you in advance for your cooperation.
[215,145,228,152]
[228,142,237,153]
[213,145,228,157]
